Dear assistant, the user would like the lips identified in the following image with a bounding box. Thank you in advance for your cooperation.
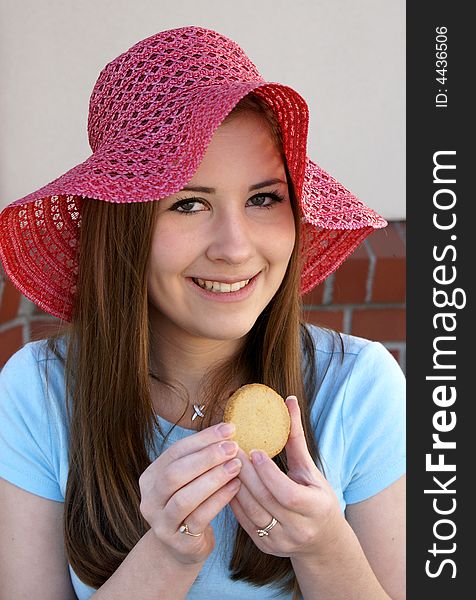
[186,271,261,303]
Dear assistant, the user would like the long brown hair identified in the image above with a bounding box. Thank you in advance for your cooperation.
[47,94,320,597]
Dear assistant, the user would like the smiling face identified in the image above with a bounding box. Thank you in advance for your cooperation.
[147,110,296,344]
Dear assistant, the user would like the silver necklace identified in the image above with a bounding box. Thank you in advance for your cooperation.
[191,404,206,421]
[149,372,207,422]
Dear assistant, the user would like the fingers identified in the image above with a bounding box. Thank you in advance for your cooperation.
[229,492,287,553]
[140,421,237,505]
[160,439,240,506]
[162,421,236,465]
[284,396,314,468]
[232,477,277,531]
[139,422,239,535]
[184,477,241,534]
[284,396,325,483]
[164,458,242,534]
[235,448,284,518]
[229,494,267,538]
[247,448,313,514]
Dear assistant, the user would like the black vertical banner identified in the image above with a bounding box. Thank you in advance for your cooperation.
[407,2,472,597]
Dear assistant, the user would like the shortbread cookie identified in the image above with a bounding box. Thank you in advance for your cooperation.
[223,384,290,457]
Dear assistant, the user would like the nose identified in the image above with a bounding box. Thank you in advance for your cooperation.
[205,208,255,265]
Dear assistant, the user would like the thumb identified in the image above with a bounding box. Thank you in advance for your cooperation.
[284,395,317,473]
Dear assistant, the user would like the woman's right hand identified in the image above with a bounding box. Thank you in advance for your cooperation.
[138,422,242,566]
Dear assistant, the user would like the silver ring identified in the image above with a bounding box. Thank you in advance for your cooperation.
[256,517,278,537]
[179,523,202,537]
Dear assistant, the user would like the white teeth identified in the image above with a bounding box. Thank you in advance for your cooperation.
[193,278,251,293]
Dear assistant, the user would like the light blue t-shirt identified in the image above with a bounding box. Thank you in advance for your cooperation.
[0,326,405,599]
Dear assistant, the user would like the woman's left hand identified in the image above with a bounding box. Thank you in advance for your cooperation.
[229,396,344,560]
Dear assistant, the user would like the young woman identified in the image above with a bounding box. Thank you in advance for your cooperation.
[0,26,405,599]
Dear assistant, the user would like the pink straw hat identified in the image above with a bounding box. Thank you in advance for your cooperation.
[0,26,386,321]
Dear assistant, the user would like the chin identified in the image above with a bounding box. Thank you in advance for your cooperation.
[188,316,258,342]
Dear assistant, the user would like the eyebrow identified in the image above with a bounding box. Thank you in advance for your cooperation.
[181,178,287,194]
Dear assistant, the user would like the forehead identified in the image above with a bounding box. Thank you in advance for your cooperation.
[186,111,286,187]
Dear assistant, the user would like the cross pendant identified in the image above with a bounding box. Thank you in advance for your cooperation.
[191,404,206,421]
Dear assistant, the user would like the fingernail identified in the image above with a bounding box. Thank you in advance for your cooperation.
[250,450,266,465]
[217,422,235,438]
[224,458,241,474]
[286,395,297,403]
[220,441,238,456]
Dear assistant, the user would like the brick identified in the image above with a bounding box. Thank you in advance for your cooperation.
[372,258,406,303]
[332,243,369,304]
[303,309,344,332]
[302,282,325,306]
[0,279,22,324]
[30,318,62,342]
[367,225,406,303]
[352,307,406,341]
[0,326,24,368]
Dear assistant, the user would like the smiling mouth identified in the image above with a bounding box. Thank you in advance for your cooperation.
[192,277,252,293]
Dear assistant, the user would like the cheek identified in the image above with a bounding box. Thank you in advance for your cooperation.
[286,220,297,256]
[271,210,296,264]
[148,225,200,281]
[147,238,182,299]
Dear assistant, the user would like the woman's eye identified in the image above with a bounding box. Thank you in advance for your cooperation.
[247,192,284,208]
[170,191,285,214]
[171,199,206,213]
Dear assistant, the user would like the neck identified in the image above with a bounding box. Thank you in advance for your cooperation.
[148,309,245,424]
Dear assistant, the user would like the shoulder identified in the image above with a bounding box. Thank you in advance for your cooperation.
[304,325,405,504]
[0,335,68,414]
[0,337,69,440]
[1,340,43,390]
[1,335,69,422]
[304,324,404,388]
[1,336,66,372]
[304,323,405,425]
[1,337,67,394]
[0,338,69,501]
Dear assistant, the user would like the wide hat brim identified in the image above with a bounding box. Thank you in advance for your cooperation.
[0,80,385,321]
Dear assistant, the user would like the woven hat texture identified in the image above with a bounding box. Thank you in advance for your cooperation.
[0,26,386,321]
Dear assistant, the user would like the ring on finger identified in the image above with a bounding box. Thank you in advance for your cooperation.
[179,522,202,537]
[256,516,278,537]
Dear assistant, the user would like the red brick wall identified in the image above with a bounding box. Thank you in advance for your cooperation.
[302,221,406,370]
[0,221,406,371]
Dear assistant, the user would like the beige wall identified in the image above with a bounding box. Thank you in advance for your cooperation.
[0,0,405,218]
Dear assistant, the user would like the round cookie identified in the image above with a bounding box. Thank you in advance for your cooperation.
[223,384,290,458]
